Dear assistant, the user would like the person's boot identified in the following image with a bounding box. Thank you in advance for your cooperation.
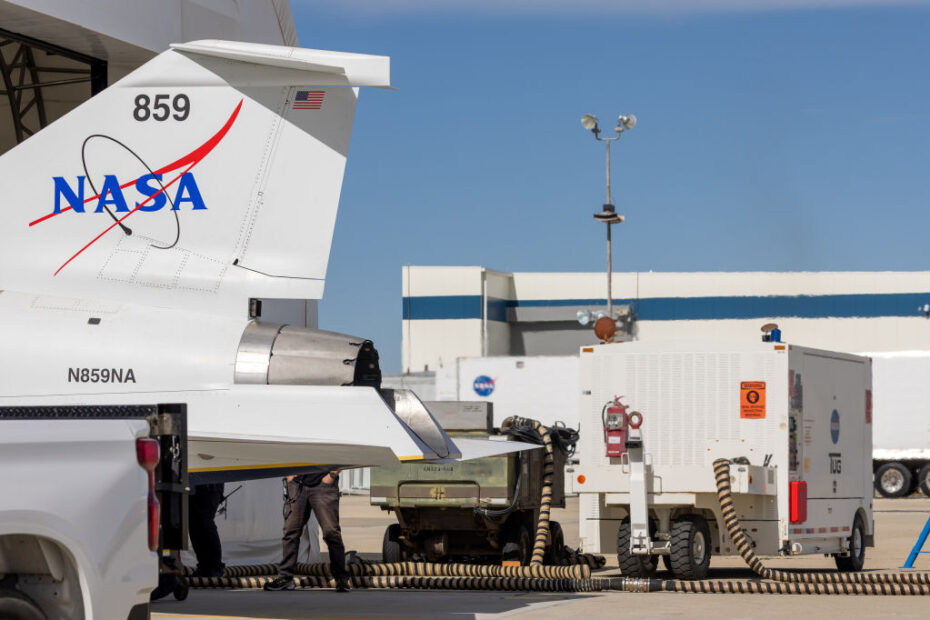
[334,576,350,592]
[263,575,295,591]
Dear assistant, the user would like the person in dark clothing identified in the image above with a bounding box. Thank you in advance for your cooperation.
[151,483,225,600]
[264,470,349,592]
[188,483,225,577]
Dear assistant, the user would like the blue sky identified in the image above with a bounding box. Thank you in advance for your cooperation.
[290,1,930,372]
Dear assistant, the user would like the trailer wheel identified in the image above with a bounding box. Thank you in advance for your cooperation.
[669,515,712,580]
[0,588,46,620]
[616,518,658,577]
[875,462,912,498]
[173,581,189,601]
[835,513,866,572]
[917,464,930,498]
[502,523,532,566]
[382,524,406,563]
[544,521,566,565]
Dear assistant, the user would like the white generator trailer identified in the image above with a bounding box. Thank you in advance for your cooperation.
[570,339,874,579]
[867,352,930,498]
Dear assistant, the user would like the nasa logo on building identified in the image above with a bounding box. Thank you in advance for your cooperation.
[831,409,840,444]
[473,375,495,397]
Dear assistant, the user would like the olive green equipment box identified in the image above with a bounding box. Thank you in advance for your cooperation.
[370,402,568,564]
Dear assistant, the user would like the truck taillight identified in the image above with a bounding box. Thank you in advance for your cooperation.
[136,438,159,471]
[136,438,160,551]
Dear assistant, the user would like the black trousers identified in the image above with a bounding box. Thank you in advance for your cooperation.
[279,480,347,580]
[189,483,225,575]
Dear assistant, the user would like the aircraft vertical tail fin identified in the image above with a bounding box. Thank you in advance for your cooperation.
[1,41,390,316]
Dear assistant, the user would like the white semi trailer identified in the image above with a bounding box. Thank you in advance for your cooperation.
[571,339,874,579]
[868,352,930,498]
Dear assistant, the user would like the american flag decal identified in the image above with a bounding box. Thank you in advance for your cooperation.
[293,90,325,110]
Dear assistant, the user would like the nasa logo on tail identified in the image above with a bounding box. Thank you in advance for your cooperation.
[52,173,206,215]
[29,99,243,275]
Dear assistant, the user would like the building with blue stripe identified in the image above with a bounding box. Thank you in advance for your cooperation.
[401,266,930,373]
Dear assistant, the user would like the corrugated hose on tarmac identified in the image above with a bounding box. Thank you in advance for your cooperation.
[187,442,930,593]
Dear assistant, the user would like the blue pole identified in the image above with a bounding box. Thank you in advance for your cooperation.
[902,515,930,568]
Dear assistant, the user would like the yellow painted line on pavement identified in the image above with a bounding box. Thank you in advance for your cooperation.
[189,462,324,473]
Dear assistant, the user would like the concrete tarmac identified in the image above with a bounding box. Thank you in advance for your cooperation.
[153,494,930,620]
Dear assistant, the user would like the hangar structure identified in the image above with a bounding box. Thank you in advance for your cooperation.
[401,265,930,372]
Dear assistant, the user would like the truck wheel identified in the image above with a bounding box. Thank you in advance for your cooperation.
[544,521,566,565]
[0,588,46,620]
[382,524,406,563]
[501,523,532,566]
[875,462,912,498]
[835,514,866,572]
[616,518,658,577]
[917,464,930,498]
[669,515,712,580]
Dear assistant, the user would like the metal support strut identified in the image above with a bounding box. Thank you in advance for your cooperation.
[626,423,651,555]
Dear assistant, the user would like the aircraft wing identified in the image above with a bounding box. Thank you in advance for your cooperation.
[184,387,539,484]
[0,386,538,484]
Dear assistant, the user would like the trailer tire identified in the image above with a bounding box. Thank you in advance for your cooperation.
[917,464,930,498]
[616,518,658,577]
[0,588,46,620]
[875,462,912,498]
[835,513,866,572]
[545,521,566,565]
[382,524,406,563]
[502,523,532,566]
[173,581,190,601]
[669,515,712,580]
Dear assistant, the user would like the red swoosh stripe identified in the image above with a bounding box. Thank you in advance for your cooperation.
[46,99,243,275]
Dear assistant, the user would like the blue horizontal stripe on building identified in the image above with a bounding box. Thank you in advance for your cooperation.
[402,293,930,322]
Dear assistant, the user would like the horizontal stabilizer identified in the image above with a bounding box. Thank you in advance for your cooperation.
[171,41,391,86]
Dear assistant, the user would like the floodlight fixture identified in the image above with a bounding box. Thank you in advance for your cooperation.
[577,309,593,326]
[618,114,637,131]
[581,114,599,132]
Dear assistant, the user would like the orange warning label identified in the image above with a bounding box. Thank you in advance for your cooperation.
[740,381,766,419]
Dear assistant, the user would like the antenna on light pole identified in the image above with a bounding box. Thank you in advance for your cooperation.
[581,112,636,321]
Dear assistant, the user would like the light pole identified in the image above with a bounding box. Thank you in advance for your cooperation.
[581,113,635,320]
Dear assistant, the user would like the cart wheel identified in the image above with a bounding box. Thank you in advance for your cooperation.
[616,518,658,577]
[502,523,532,566]
[918,464,930,498]
[173,582,189,601]
[544,521,566,565]
[669,515,711,580]
[874,462,912,498]
[382,524,406,563]
[835,513,866,572]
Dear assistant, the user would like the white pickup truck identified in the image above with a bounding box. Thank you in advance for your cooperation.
[0,404,188,620]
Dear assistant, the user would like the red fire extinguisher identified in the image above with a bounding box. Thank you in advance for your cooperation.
[603,397,629,458]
